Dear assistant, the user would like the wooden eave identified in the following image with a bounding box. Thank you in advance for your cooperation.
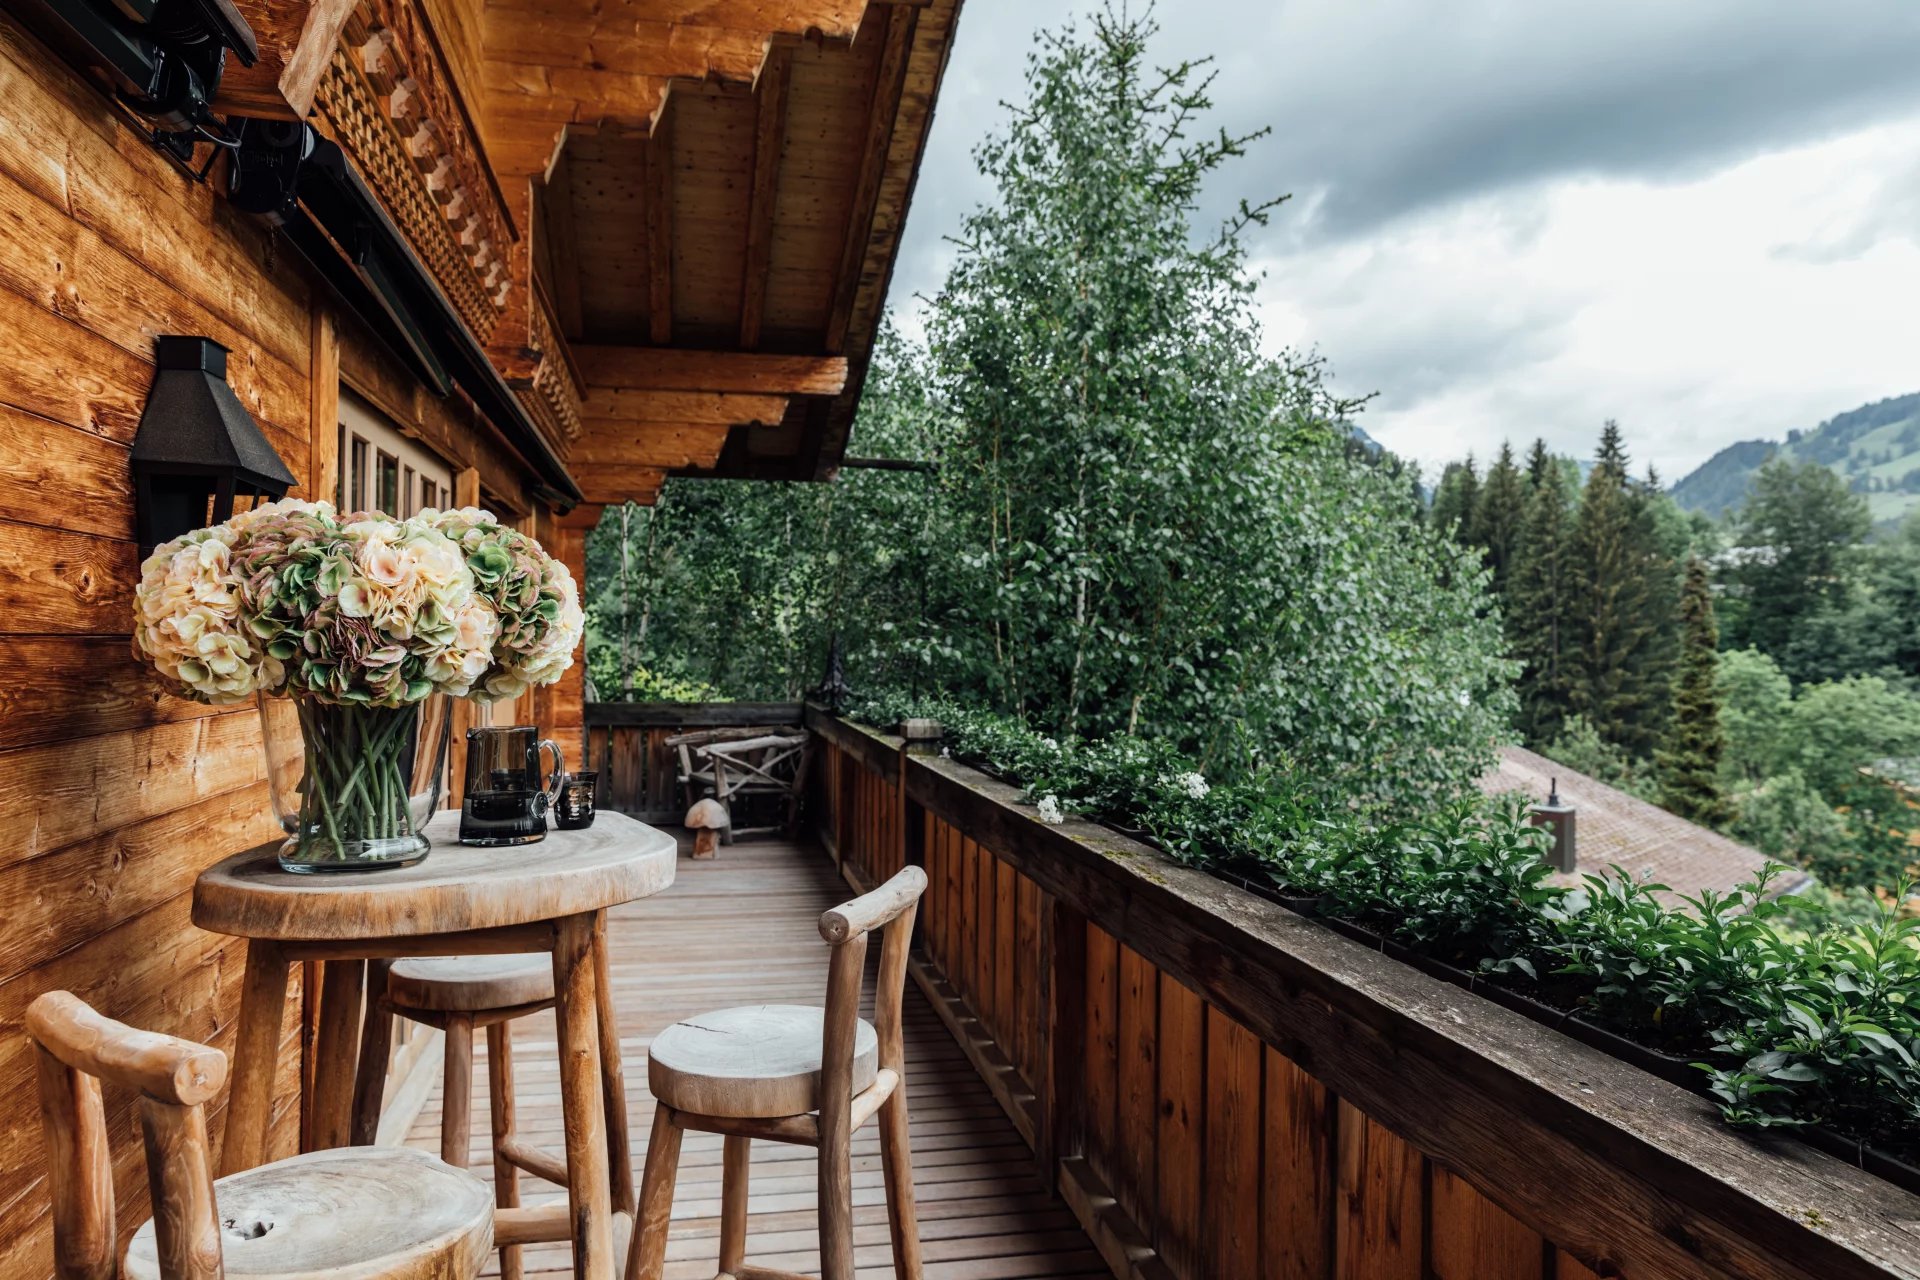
[482,0,965,507]
[214,0,961,512]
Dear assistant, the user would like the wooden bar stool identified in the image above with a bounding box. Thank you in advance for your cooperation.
[27,990,493,1280]
[627,866,928,1280]
[367,935,636,1280]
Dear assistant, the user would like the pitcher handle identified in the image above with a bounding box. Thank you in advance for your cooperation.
[540,739,567,806]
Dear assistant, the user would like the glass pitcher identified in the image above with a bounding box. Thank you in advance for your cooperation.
[460,726,565,846]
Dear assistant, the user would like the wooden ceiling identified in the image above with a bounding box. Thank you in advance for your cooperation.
[471,0,962,508]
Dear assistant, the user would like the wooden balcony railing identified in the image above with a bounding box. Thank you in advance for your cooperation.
[585,701,804,822]
[802,707,1920,1280]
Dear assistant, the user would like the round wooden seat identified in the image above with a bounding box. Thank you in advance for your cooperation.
[124,1146,493,1279]
[647,1004,880,1118]
[386,952,555,1012]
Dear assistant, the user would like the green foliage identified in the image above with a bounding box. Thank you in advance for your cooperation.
[1472,443,1528,596]
[1721,459,1873,685]
[1705,895,1920,1151]
[1787,676,1920,797]
[1507,441,1575,743]
[1729,770,1858,875]
[856,693,1920,1163]
[587,8,1515,812]
[1567,422,1675,756]
[582,329,950,702]
[1547,868,1801,1054]
[1430,457,1480,543]
[1543,714,1658,801]
[1716,647,1794,784]
[1656,558,1731,825]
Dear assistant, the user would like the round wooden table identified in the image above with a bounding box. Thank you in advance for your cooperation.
[194,809,676,1280]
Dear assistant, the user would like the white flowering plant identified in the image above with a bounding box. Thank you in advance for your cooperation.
[133,498,583,868]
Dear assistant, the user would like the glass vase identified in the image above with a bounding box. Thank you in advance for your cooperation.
[260,692,452,873]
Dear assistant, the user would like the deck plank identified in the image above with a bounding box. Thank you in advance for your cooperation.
[404,836,1106,1278]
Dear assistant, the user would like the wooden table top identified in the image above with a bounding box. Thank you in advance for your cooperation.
[192,810,677,941]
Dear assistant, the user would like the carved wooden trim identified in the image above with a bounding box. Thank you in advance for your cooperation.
[309,6,515,346]
[520,281,585,451]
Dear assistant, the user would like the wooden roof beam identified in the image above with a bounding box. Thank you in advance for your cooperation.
[578,467,668,507]
[575,423,736,470]
[825,2,917,353]
[213,0,357,119]
[645,116,674,345]
[580,390,791,425]
[541,147,584,341]
[738,43,794,350]
[573,349,849,396]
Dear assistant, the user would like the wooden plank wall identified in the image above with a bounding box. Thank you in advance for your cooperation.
[0,18,556,1276]
[818,734,1600,1280]
[0,20,315,1276]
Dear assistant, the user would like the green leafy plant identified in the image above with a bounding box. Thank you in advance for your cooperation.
[853,692,1920,1171]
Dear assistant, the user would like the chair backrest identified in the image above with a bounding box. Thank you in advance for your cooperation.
[817,866,928,1091]
[25,991,229,1280]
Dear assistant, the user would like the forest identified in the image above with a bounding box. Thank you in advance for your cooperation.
[580,5,1920,1160]
[1428,431,1920,906]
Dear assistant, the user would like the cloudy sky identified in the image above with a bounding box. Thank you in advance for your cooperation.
[887,1,1920,482]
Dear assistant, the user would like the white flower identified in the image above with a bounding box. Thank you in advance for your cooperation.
[1036,794,1064,825]
[1039,737,1059,752]
[1174,771,1209,799]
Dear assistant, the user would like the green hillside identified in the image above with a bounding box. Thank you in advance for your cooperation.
[1670,392,1920,529]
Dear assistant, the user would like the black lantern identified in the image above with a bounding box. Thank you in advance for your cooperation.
[811,632,853,714]
[131,336,297,555]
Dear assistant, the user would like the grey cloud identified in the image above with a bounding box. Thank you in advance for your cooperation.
[1212,1,1920,242]
[899,0,1920,288]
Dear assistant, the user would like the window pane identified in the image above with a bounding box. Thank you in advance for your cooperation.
[350,437,369,511]
[377,451,399,516]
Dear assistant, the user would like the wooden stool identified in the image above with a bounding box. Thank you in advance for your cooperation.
[627,866,928,1280]
[27,990,493,1280]
[370,946,635,1280]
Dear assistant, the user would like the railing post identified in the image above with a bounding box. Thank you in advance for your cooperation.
[1041,897,1088,1183]
[834,743,855,873]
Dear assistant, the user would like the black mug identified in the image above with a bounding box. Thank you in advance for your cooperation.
[555,770,598,830]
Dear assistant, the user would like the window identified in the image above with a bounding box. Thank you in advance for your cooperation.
[338,389,454,518]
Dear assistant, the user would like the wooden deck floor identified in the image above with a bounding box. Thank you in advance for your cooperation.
[404,836,1107,1279]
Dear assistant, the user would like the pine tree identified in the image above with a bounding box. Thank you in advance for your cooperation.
[1568,421,1664,755]
[1656,556,1731,826]
[1523,438,1555,487]
[1429,456,1480,543]
[1507,444,1574,743]
[1473,442,1527,595]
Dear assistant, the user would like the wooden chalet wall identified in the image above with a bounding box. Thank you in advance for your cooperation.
[0,12,569,1275]
[810,712,1920,1280]
[0,20,306,1275]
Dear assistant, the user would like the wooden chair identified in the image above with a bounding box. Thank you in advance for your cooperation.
[627,865,928,1280]
[364,945,635,1280]
[26,990,493,1280]
[665,727,814,841]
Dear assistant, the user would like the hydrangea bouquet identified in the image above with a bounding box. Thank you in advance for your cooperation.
[132,498,583,870]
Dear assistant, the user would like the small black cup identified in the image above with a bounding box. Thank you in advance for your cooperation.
[555,771,598,830]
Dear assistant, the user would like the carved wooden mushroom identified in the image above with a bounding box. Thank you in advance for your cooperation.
[685,797,730,859]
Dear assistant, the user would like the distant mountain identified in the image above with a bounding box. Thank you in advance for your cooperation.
[1670,392,1920,528]
[1669,440,1779,519]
